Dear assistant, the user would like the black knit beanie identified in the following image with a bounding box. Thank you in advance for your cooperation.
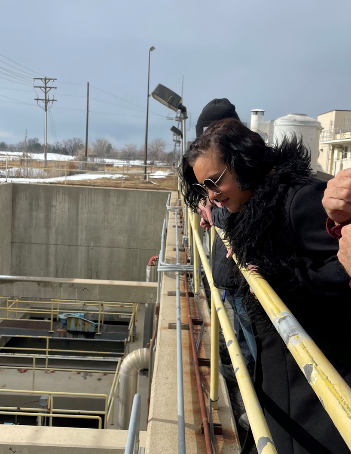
[196,98,240,137]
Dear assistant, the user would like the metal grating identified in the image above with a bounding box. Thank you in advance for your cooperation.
[0,320,60,330]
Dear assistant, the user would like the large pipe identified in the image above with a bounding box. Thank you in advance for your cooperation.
[117,348,150,430]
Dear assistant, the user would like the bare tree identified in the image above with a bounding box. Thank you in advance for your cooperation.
[120,143,138,160]
[91,138,112,158]
[148,138,167,161]
[63,138,84,157]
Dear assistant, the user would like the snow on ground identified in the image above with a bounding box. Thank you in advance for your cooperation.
[0,152,75,161]
[149,170,171,179]
[0,173,124,184]
[0,152,168,168]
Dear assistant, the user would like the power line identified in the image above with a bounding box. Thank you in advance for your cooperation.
[0,66,33,82]
[0,75,33,86]
[90,85,165,118]
[0,57,40,78]
[0,53,44,76]
[0,93,34,106]
[90,96,156,115]
[0,68,33,84]
[58,81,85,85]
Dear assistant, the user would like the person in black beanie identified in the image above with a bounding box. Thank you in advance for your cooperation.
[195,100,257,391]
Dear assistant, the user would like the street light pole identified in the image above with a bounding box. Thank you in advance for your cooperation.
[144,46,155,180]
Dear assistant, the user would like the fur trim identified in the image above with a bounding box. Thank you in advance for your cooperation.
[225,137,313,333]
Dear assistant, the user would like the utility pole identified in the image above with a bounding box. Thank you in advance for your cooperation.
[34,77,57,165]
[144,46,155,180]
[85,82,89,159]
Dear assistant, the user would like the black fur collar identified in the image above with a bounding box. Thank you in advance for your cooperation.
[224,138,313,331]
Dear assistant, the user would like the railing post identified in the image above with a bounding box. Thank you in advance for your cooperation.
[97,302,102,335]
[124,393,141,454]
[192,212,200,294]
[49,300,54,333]
[210,226,219,410]
[187,208,192,260]
[49,394,53,427]
[45,337,49,369]
[5,158,8,182]
[32,355,36,391]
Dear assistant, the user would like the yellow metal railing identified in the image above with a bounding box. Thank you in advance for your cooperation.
[187,206,351,451]
[0,297,137,337]
[216,227,351,449]
[189,210,277,453]
[0,358,121,429]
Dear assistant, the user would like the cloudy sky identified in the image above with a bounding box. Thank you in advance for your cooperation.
[0,0,350,152]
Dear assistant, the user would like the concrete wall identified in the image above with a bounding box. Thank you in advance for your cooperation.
[10,184,169,281]
[0,426,146,453]
[0,184,12,274]
[0,276,157,303]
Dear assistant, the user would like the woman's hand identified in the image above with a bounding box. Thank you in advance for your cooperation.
[322,169,351,225]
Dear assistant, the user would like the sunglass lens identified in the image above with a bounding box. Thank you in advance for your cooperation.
[193,184,208,198]
[204,180,220,194]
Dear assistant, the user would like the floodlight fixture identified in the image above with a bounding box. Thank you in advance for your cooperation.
[170,126,183,137]
[151,84,186,113]
[150,46,155,52]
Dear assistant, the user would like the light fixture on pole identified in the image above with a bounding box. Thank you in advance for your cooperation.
[143,46,155,180]
[151,84,188,156]
[170,126,182,163]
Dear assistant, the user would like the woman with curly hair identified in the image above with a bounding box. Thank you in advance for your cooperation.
[179,118,350,454]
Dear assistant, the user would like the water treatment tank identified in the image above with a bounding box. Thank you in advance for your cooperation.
[274,113,323,173]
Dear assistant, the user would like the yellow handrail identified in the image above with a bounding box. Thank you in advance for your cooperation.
[190,210,277,453]
[216,227,351,449]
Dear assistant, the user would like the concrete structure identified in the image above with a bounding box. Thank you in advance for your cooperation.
[0,183,168,281]
[0,425,147,453]
[0,275,157,303]
[0,184,239,453]
[317,110,351,175]
[274,113,323,173]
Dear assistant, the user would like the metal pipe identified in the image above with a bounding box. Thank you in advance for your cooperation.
[190,218,277,453]
[146,302,160,427]
[210,226,219,410]
[184,272,213,453]
[175,210,186,453]
[124,394,141,454]
[215,227,351,449]
[191,212,200,295]
[143,299,155,348]
[117,348,150,430]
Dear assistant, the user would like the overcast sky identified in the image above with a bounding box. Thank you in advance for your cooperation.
[0,0,350,152]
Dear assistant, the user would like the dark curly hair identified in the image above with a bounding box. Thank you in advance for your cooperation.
[179,118,308,211]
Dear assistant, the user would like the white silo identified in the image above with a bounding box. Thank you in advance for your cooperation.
[251,109,265,132]
[274,113,323,173]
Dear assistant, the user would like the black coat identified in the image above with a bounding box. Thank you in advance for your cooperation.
[211,206,237,289]
[222,144,351,454]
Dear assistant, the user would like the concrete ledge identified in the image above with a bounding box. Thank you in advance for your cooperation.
[0,425,146,453]
[0,275,157,303]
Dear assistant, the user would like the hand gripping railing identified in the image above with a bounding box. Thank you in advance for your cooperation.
[216,227,351,450]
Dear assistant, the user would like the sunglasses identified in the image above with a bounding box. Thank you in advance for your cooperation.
[193,167,228,197]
